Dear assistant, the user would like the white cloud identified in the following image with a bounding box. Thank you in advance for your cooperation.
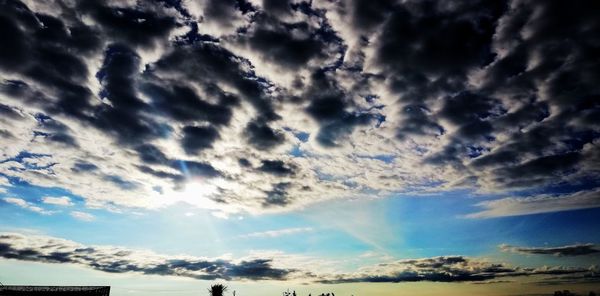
[70,211,95,222]
[465,189,600,218]
[41,196,73,206]
[239,227,313,239]
[2,197,54,215]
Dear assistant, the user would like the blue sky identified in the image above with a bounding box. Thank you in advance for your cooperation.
[2,182,599,268]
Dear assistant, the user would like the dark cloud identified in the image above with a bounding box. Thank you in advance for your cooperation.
[134,143,222,180]
[258,160,295,176]
[376,0,505,142]
[71,162,99,173]
[262,0,291,16]
[0,0,100,118]
[103,175,139,191]
[395,104,443,139]
[181,125,220,154]
[92,44,164,144]
[490,152,582,188]
[306,95,347,122]
[0,233,294,281]
[345,0,395,32]
[140,83,234,125]
[236,14,329,70]
[0,0,599,214]
[316,256,592,284]
[263,182,291,207]
[174,160,221,178]
[134,144,170,165]
[244,121,285,150]
[33,114,79,147]
[153,42,278,121]
[372,0,600,192]
[500,244,600,257]
[77,0,177,48]
[437,92,503,140]
[137,165,185,183]
[238,158,251,167]
[0,104,24,119]
[305,72,380,147]
[374,1,504,78]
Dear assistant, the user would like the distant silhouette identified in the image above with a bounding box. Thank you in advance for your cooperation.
[208,284,227,296]
[0,286,110,296]
[554,291,575,296]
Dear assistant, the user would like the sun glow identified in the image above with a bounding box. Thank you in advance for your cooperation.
[173,180,219,209]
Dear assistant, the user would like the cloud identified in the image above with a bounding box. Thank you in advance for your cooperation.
[500,244,600,257]
[465,189,600,218]
[41,196,73,206]
[2,197,53,215]
[0,0,598,217]
[239,227,313,239]
[0,232,597,285]
[0,232,298,281]
[70,211,95,222]
[316,256,595,284]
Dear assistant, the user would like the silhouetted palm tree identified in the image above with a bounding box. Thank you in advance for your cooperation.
[208,284,228,296]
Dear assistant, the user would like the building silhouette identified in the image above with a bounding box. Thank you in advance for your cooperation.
[0,286,110,296]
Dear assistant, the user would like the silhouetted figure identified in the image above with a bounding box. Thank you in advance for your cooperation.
[589,292,597,296]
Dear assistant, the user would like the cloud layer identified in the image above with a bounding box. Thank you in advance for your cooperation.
[1,233,597,285]
[0,0,598,216]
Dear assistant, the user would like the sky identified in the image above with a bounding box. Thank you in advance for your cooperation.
[0,0,599,295]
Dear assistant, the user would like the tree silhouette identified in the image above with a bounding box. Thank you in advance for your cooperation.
[208,284,228,296]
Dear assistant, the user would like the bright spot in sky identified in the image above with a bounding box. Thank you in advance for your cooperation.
[173,180,219,209]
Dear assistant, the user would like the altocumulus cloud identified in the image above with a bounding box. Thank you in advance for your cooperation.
[0,0,599,216]
[0,232,598,284]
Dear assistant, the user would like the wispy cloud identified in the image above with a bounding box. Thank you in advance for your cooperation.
[239,227,313,239]
[465,189,600,218]
[42,196,73,206]
[500,243,600,257]
[70,211,95,221]
[2,197,54,215]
